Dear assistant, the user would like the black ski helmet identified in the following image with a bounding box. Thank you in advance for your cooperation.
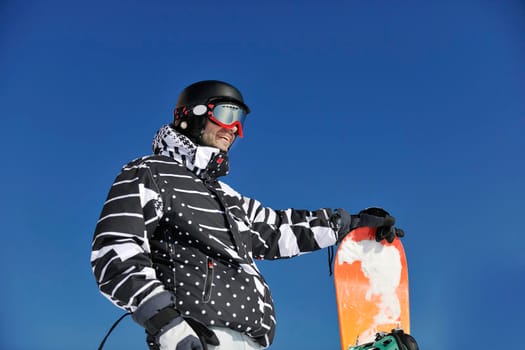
[173,80,250,145]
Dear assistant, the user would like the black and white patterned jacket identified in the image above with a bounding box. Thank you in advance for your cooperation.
[91,125,338,347]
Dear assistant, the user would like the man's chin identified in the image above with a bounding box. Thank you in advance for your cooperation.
[217,140,231,151]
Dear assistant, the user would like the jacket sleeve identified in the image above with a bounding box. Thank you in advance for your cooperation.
[241,196,338,260]
[91,160,167,312]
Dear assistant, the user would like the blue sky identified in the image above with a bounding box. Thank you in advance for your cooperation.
[1,1,524,349]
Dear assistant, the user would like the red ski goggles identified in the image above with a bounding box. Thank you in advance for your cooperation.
[193,103,248,137]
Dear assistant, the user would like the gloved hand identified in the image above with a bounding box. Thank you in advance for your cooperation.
[132,291,219,350]
[155,316,204,350]
[147,315,220,350]
[331,207,405,243]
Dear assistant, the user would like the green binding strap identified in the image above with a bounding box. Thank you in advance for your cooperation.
[347,330,419,350]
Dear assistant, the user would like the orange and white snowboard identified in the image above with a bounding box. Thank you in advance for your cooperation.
[333,227,410,350]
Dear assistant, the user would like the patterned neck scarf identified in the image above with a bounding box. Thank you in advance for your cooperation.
[152,124,230,180]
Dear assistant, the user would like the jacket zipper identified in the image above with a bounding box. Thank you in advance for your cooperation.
[204,181,248,258]
[163,228,177,291]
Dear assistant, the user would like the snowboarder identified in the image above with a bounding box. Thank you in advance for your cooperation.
[91,80,405,350]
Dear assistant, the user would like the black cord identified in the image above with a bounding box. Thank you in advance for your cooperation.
[328,246,335,276]
[98,312,132,350]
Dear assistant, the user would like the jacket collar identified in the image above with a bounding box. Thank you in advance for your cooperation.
[152,124,230,180]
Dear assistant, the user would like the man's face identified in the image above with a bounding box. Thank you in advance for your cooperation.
[201,119,238,151]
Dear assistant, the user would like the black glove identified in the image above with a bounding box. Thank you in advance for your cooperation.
[331,207,405,243]
[330,208,357,242]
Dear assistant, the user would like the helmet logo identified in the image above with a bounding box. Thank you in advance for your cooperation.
[192,105,207,116]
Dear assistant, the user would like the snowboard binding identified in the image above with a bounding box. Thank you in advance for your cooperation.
[347,329,419,350]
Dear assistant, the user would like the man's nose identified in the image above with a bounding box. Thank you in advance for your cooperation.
[227,125,238,134]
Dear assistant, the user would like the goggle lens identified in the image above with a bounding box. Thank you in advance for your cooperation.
[208,103,247,137]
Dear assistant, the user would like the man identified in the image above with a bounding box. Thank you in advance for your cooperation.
[91,80,404,350]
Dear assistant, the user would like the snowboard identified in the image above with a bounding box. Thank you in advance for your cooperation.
[333,227,410,350]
